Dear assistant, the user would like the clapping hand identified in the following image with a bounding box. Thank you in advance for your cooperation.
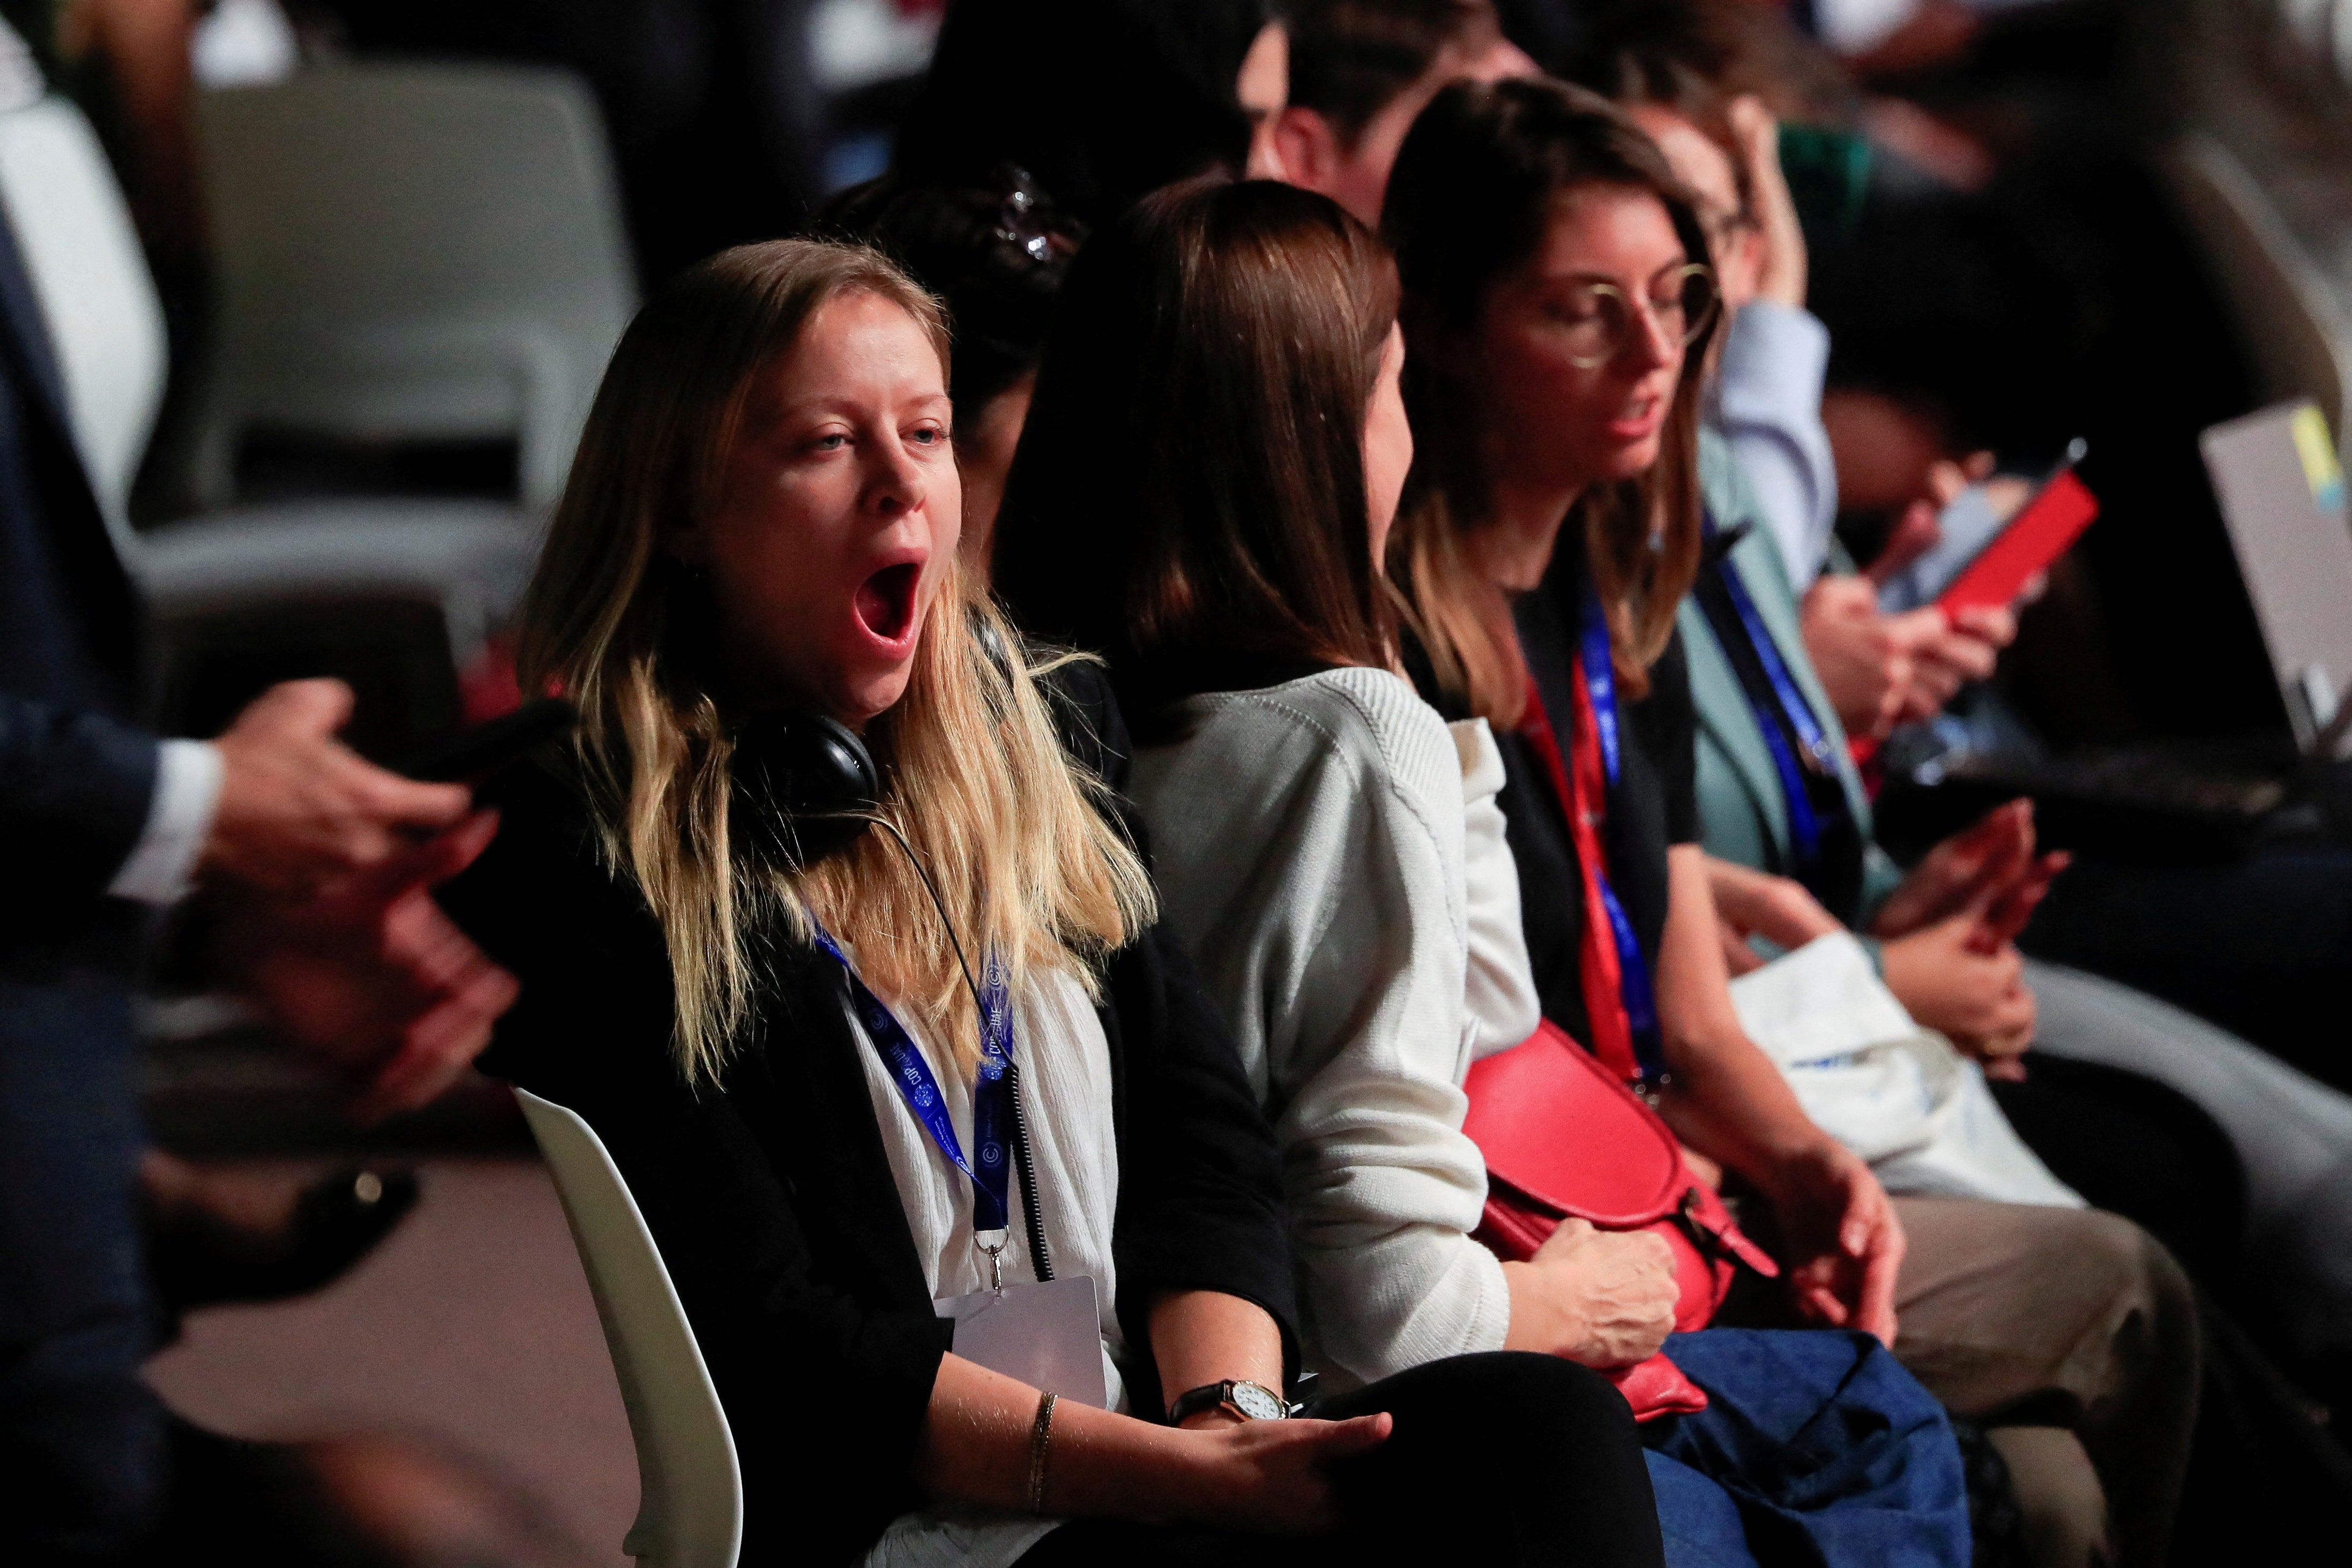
[204,680,476,899]
[219,811,517,1122]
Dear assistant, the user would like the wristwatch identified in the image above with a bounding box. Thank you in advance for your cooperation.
[1167,1379,1289,1424]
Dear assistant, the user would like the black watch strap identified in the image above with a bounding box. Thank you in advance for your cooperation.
[1167,1382,1237,1424]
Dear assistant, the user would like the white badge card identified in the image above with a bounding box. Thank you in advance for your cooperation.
[935,1274,1108,1408]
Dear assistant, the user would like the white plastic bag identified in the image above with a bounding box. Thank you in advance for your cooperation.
[1728,933,2082,1208]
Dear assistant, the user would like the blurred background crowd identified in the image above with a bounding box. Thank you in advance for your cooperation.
[5,0,2352,1561]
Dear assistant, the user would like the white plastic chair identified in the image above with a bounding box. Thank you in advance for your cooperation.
[0,92,168,546]
[0,84,545,676]
[514,1088,745,1568]
[187,63,636,512]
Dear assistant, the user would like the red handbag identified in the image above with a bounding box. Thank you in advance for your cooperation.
[1462,1020,1779,1420]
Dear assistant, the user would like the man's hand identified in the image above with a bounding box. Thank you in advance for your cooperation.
[1762,1143,1904,1345]
[221,811,516,1122]
[204,680,473,898]
[1801,575,1909,739]
[1729,95,1806,309]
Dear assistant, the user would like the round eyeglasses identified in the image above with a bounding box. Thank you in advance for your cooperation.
[1554,262,1721,370]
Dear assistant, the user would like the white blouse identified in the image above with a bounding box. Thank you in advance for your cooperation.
[843,952,1123,1568]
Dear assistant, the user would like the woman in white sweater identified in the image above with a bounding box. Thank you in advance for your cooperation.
[994,175,1685,1392]
[992,173,1976,1568]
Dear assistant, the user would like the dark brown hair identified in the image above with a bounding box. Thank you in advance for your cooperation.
[990,177,1401,730]
[1566,40,1752,217]
[1382,76,1715,721]
[819,166,1086,424]
[1285,0,1503,141]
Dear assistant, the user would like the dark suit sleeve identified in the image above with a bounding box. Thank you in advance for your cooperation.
[0,691,158,895]
[1039,658,1303,1403]
[439,791,949,1567]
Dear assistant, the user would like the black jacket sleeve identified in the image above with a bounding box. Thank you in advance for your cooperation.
[1632,631,1701,847]
[1039,659,1303,1408]
[440,774,950,1568]
[0,691,157,898]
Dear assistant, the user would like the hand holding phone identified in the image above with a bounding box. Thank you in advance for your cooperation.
[1937,443,2096,617]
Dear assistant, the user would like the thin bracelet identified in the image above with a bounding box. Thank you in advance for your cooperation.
[1027,1392,1058,1515]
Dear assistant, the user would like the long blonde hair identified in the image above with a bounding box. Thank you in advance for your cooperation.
[519,238,1155,1085]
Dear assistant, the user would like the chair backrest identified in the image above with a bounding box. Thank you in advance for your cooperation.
[514,1088,744,1568]
[2167,132,2352,451]
[190,64,636,511]
[0,92,168,544]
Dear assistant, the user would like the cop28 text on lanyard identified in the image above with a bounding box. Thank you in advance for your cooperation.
[811,923,1041,1280]
[1574,581,1671,1091]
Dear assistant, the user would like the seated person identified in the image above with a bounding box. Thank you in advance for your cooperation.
[438,236,1666,1568]
[1267,0,1536,223]
[1380,77,2200,1568]
[822,167,1085,567]
[994,174,1973,1568]
[1604,56,2352,1414]
[1548,4,2011,740]
[894,0,1274,227]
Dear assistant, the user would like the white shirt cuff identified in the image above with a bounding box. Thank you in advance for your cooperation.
[1716,300,1832,421]
[108,740,225,906]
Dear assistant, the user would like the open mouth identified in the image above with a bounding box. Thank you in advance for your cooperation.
[854,562,922,644]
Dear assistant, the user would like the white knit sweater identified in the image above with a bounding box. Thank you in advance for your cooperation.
[1129,667,1537,1387]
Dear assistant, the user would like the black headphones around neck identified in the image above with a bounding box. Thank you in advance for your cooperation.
[731,712,882,870]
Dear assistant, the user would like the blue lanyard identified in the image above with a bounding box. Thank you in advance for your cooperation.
[811,924,1019,1237]
[1700,513,1841,867]
[1575,583,1668,1087]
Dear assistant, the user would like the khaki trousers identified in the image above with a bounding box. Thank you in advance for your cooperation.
[1719,1197,2198,1568]
[1885,1198,2201,1568]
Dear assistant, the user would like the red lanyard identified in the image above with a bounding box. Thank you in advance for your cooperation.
[1519,671,1644,1085]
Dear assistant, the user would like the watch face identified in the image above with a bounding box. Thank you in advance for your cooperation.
[1230,1381,1287,1421]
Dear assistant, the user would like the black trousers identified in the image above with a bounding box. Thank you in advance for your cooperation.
[2020,841,2352,1087]
[1019,1352,1664,1568]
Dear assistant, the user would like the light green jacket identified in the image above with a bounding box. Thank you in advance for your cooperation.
[1683,431,1906,928]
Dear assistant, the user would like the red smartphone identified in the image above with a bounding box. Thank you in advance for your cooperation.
[1937,447,2099,617]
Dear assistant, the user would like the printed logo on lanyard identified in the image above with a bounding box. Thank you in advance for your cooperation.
[812,923,1019,1238]
[1574,582,1670,1090]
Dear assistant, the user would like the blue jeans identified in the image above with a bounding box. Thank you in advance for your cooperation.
[1640,1329,1971,1568]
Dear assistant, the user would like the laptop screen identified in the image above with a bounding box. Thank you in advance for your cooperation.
[2199,401,2352,755]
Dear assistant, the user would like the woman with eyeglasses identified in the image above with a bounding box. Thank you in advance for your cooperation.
[1383,76,2201,1568]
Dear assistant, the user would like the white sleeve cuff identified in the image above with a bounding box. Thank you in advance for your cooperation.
[108,740,225,906]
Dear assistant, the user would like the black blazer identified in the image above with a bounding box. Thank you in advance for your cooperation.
[0,209,158,955]
[0,205,162,1358]
[440,664,1299,1568]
